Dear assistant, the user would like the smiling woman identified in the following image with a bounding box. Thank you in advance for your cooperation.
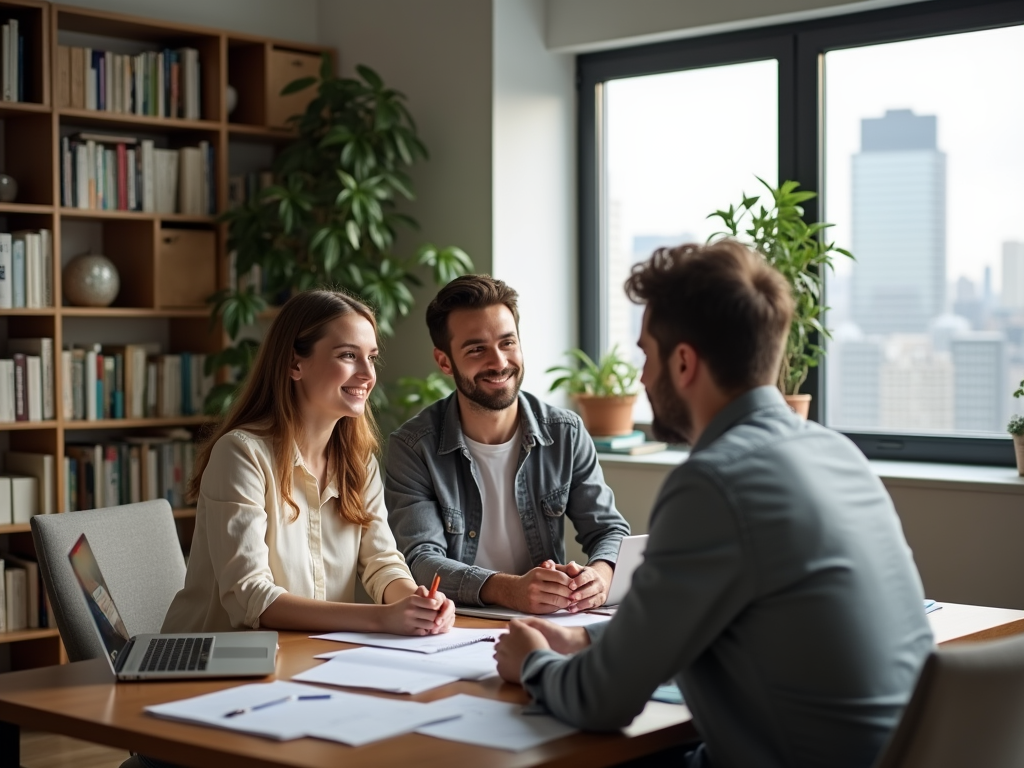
[159,289,457,640]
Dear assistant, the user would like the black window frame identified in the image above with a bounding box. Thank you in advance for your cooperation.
[577,0,1024,466]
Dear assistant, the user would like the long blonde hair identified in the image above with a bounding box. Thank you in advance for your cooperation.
[189,290,381,526]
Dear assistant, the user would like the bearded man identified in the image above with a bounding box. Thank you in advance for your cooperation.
[385,275,629,613]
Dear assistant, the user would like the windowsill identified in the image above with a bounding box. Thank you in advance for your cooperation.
[597,449,1024,494]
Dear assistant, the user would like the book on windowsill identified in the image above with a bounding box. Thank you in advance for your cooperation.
[591,430,646,451]
[598,441,669,456]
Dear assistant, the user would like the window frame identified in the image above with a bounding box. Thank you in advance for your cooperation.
[577,0,1024,466]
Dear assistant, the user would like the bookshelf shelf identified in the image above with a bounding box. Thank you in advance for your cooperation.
[0,101,50,118]
[0,420,57,430]
[63,415,213,430]
[0,628,60,645]
[0,202,54,214]
[57,107,220,133]
[227,123,296,142]
[58,208,217,224]
[0,308,56,316]
[0,522,31,535]
[60,307,210,318]
[172,507,197,519]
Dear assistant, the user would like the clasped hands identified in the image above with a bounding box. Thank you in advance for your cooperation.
[514,559,613,614]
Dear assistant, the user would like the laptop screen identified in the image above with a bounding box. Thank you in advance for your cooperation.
[68,533,131,668]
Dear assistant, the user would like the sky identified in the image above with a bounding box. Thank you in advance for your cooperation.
[604,23,1024,295]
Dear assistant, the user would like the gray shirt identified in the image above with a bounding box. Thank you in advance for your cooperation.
[522,386,933,768]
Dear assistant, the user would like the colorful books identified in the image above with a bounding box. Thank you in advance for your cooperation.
[591,430,646,451]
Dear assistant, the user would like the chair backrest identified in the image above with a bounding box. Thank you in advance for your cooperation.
[874,632,1024,768]
[30,499,187,663]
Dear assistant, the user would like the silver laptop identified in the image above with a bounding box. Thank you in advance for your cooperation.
[455,534,650,620]
[69,533,278,681]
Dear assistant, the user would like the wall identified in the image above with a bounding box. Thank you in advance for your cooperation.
[56,0,320,42]
[492,0,576,398]
[316,0,494,386]
[544,0,929,52]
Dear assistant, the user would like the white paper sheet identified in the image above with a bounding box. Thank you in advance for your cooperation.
[293,654,459,694]
[416,693,578,751]
[311,643,500,681]
[145,679,461,745]
[311,626,499,653]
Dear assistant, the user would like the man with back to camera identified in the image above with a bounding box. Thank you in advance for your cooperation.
[494,241,934,768]
[384,274,631,613]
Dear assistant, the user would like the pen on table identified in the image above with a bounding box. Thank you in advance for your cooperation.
[223,693,331,718]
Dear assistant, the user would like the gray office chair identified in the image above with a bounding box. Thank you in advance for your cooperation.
[873,632,1024,768]
[30,499,187,662]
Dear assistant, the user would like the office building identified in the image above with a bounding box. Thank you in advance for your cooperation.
[1002,241,1024,309]
[951,332,1007,433]
[879,338,953,432]
[850,109,947,334]
[829,335,883,429]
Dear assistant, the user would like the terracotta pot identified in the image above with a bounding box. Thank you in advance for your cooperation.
[783,393,811,420]
[1014,435,1024,477]
[574,394,637,436]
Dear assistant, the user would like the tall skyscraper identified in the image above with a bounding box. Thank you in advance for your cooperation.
[1002,241,1024,309]
[851,109,946,334]
[829,336,883,428]
[951,332,1007,433]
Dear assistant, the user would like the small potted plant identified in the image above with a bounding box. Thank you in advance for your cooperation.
[547,346,639,436]
[1009,380,1024,475]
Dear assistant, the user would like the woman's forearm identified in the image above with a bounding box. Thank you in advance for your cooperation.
[258,592,384,633]
[382,578,418,604]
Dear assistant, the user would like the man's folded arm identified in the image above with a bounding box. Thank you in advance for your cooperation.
[384,436,496,605]
[522,467,750,730]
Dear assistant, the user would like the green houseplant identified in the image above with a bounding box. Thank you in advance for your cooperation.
[1008,382,1024,475]
[205,58,473,415]
[546,346,640,436]
[709,177,853,417]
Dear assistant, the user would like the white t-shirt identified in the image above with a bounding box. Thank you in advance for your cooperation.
[464,427,534,575]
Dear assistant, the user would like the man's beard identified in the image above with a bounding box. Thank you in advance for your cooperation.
[648,365,693,445]
[451,360,524,412]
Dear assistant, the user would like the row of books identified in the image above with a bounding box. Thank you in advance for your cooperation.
[61,133,216,215]
[1,18,25,102]
[0,554,49,633]
[0,230,55,310]
[591,430,668,456]
[65,434,196,513]
[1,450,53,523]
[227,171,275,209]
[56,45,202,119]
[0,338,215,423]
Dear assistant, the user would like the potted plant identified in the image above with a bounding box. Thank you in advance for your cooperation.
[546,346,639,436]
[1007,415,1024,476]
[205,58,473,415]
[709,178,853,418]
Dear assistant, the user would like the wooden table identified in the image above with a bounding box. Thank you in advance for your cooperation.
[3,604,1023,768]
[0,618,696,768]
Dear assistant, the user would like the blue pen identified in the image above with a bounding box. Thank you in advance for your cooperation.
[224,693,331,718]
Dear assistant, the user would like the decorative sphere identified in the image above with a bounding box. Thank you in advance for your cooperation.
[63,254,121,307]
[0,173,17,203]
[226,85,238,115]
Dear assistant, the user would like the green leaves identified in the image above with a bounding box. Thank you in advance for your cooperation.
[707,177,854,395]
[546,346,639,397]
[417,244,474,285]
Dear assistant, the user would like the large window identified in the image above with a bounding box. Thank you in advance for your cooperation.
[604,61,778,423]
[579,0,1024,465]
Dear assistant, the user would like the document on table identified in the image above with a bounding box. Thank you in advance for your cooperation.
[309,642,500,684]
[456,606,611,627]
[294,650,461,694]
[416,693,578,751]
[311,626,499,653]
[145,680,460,746]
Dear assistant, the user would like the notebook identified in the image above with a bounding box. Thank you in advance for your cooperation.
[68,533,278,680]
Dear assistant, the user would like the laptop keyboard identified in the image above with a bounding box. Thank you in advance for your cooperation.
[139,637,212,672]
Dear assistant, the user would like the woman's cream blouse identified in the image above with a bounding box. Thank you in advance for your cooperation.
[162,430,413,632]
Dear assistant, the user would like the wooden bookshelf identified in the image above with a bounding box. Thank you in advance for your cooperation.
[0,1,333,669]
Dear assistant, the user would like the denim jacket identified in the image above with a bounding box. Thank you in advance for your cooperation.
[384,391,630,606]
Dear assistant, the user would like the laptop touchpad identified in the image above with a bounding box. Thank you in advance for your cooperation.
[214,646,268,659]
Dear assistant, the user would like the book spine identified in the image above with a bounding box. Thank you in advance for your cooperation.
[117,143,128,210]
[11,239,24,308]
[0,233,11,309]
[13,353,27,421]
[61,349,73,421]
[85,349,97,420]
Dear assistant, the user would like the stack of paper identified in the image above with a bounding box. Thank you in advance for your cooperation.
[310,626,499,653]
[418,694,578,751]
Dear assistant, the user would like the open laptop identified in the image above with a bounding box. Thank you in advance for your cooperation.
[455,534,650,620]
[68,532,278,681]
